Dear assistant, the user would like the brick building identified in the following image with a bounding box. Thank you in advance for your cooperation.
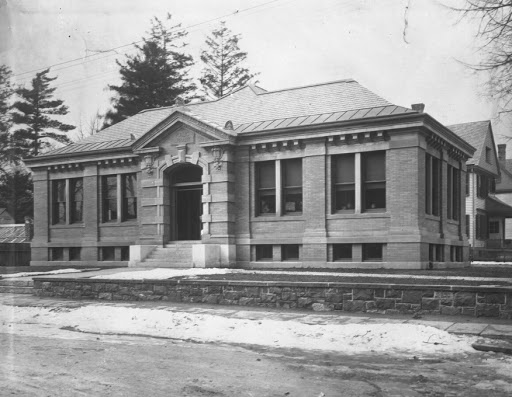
[449,121,512,248]
[25,80,475,269]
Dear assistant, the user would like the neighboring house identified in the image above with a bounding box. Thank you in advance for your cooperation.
[0,222,32,266]
[449,121,512,248]
[495,143,512,241]
[0,208,14,224]
[25,79,474,269]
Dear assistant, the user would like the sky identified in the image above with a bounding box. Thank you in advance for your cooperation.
[1,0,512,150]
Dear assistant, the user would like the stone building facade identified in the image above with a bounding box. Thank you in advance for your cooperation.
[25,80,475,269]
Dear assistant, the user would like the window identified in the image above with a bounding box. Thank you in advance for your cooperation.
[447,165,460,221]
[101,247,116,261]
[362,243,383,261]
[256,162,276,215]
[51,247,64,261]
[282,244,300,260]
[333,244,352,261]
[450,246,462,262]
[465,214,470,237]
[490,178,496,194]
[333,154,355,211]
[52,180,66,224]
[486,147,492,163]
[282,159,302,213]
[121,246,130,261]
[477,174,489,198]
[70,178,83,223]
[429,244,444,262]
[51,178,84,225]
[69,247,81,261]
[102,176,118,222]
[425,154,441,216]
[362,152,385,211]
[256,245,273,261]
[465,172,470,197]
[489,220,500,234]
[122,174,137,220]
[476,213,489,240]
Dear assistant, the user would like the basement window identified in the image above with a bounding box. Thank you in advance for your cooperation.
[51,247,64,261]
[282,244,300,261]
[255,245,273,261]
[333,244,352,261]
[69,247,81,261]
[101,247,116,261]
[362,243,383,261]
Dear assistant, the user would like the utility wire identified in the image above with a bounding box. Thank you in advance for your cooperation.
[11,0,283,79]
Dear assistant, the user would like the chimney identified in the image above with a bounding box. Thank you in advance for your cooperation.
[411,103,425,113]
[498,144,506,161]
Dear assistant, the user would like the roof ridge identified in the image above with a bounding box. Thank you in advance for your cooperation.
[257,78,357,95]
[138,86,258,114]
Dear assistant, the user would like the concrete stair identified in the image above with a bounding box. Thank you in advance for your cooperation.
[0,278,34,294]
[140,241,199,268]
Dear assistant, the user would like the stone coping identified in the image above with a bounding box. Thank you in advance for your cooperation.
[32,276,512,293]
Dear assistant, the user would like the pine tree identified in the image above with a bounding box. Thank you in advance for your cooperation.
[104,14,196,127]
[0,64,16,164]
[200,21,258,99]
[0,167,33,223]
[11,69,75,158]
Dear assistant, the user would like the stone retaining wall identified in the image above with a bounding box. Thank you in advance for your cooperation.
[33,278,512,319]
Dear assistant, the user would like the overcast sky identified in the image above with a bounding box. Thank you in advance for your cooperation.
[1,0,511,149]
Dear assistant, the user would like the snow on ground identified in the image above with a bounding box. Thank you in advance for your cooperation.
[472,261,512,268]
[1,304,477,356]
[1,269,85,279]
[91,268,512,283]
[91,268,237,280]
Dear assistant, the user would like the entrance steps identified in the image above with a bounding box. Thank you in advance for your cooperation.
[0,278,34,294]
[140,241,200,268]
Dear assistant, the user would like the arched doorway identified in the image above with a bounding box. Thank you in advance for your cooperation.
[168,164,203,241]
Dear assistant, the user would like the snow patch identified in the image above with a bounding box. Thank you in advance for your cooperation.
[90,267,512,283]
[1,269,84,279]
[91,268,236,280]
[3,304,478,356]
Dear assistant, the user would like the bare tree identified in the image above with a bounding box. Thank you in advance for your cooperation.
[75,110,104,141]
[455,1,512,111]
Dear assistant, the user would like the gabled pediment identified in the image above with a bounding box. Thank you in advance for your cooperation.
[132,109,235,152]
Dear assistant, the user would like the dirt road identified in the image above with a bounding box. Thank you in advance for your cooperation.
[2,327,512,396]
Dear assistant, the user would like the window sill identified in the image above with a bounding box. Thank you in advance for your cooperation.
[50,224,84,229]
[100,220,138,227]
[327,212,390,220]
[447,219,460,225]
[252,215,305,222]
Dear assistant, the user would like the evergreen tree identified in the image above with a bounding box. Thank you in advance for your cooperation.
[200,21,258,99]
[0,167,33,223]
[104,14,196,127]
[0,64,16,164]
[11,69,75,158]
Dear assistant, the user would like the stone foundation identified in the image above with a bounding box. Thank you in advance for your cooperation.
[32,278,512,319]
